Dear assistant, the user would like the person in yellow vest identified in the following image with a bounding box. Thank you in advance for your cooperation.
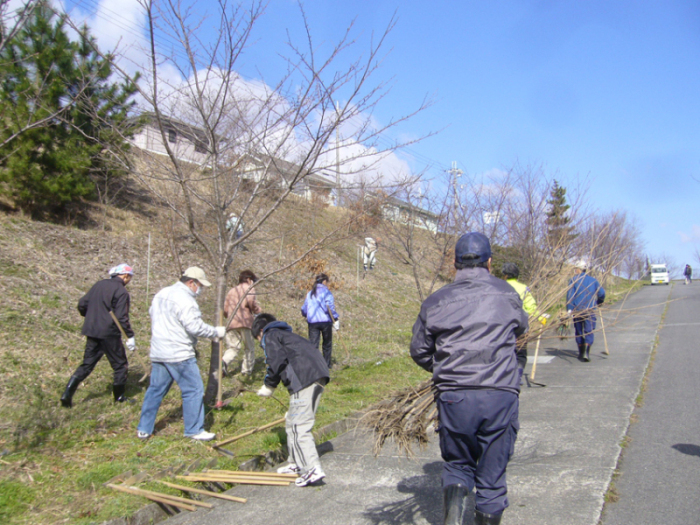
[503,263,547,373]
[502,263,540,318]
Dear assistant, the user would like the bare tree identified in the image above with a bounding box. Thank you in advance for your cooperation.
[377,182,454,302]
[98,0,429,403]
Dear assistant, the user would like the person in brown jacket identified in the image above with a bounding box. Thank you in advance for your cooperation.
[223,270,262,376]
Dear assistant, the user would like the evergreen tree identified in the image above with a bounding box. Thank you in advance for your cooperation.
[545,180,576,249]
[0,2,138,217]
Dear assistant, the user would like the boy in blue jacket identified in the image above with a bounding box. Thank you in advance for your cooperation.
[252,313,330,487]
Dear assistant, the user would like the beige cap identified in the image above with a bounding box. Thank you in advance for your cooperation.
[182,266,212,287]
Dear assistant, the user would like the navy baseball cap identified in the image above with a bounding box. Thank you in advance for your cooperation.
[455,232,492,264]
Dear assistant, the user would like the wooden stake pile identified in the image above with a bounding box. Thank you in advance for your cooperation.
[360,379,436,457]
[106,469,295,512]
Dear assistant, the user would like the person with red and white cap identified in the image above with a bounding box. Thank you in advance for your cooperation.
[60,263,136,408]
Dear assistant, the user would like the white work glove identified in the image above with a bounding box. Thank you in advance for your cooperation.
[333,319,340,331]
[126,337,136,352]
[215,326,226,339]
[257,384,275,397]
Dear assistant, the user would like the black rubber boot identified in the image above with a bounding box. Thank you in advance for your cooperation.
[578,343,586,361]
[443,484,469,525]
[113,384,128,403]
[584,344,591,362]
[60,376,81,408]
[474,509,502,525]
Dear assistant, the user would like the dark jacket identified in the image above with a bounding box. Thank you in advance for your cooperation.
[410,267,529,395]
[77,276,133,339]
[261,321,330,394]
[566,272,605,312]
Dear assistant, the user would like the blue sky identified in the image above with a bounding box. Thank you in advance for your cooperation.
[63,0,700,272]
[244,0,699,271]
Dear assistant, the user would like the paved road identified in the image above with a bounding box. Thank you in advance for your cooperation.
[602,282,700,525]
[154,284,670,525]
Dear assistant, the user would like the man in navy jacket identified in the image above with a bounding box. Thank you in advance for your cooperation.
[411,232,528,525]
[566,260,605,362]
[61,263,136,407]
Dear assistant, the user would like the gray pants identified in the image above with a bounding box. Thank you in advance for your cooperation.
[286,383,324,474]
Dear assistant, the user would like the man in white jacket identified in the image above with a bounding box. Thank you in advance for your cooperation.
[136,267,225,441]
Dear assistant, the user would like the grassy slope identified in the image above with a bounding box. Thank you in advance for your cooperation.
[0,204,433,525]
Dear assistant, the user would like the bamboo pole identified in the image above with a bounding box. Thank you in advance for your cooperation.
[599,307,609,355]
[106,484,199,511]
[530,333,542,382]
[158,481,247,503]
[177,475,289,486]
[212,417,286,448]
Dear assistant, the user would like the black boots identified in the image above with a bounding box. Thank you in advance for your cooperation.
[475,509,502,525]
[60,376,81,408]
[113,384,129,403]
[443,484,469,525]
[578,343,591,362]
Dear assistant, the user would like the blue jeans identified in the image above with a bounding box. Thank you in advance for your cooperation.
[137,358,206,437]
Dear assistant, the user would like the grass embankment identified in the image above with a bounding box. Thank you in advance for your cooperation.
[0,209,433,525]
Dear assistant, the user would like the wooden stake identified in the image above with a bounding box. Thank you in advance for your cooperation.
[216,310,224,409]
[106,484,200,511]
[205,469,297,480]
[599,307,609,355]
[157,480,247,503]
[530,333,542,382]
[212,417,286,448]
[177,475,289,486]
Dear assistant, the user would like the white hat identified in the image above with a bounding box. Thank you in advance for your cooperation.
[574,259,588,270]
[182,267,212,287]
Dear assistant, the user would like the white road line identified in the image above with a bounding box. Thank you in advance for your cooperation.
[527,356,555,364]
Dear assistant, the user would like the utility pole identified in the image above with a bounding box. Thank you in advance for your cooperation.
[445,161,463,233]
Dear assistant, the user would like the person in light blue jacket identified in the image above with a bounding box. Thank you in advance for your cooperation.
[301,273,339,369]
[566,260,605,362]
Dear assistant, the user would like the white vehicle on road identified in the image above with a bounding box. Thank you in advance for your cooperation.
[650,264,670,285]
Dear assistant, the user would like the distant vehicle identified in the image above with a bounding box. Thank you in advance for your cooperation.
[650,264,670,285]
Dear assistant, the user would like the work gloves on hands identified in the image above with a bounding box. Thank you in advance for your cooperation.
[126,337,136,352]
[333,319,340,331]
[215,326,226,339]
[257,385,275,397]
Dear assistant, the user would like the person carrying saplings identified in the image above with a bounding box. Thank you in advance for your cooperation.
[61,263,136,408]
[252,313,330,487]
[410,233,528,525]
[566,260,605,362]
[502,262,547,372]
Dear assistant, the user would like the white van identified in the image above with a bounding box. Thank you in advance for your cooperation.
[650,264,670,285]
